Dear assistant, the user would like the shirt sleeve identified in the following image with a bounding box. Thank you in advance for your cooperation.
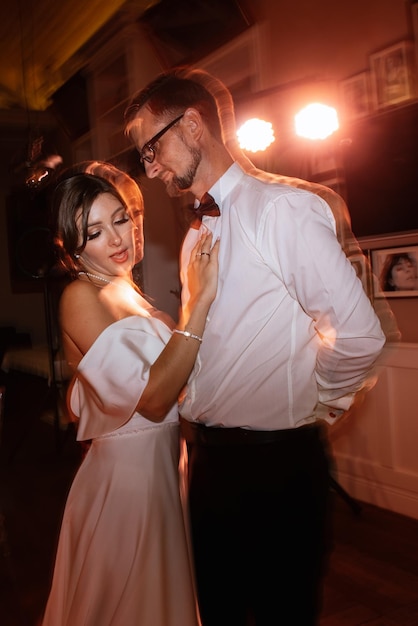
[70,317,170,440]
[262,188,386,419]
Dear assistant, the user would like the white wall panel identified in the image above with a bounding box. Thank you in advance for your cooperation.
[331,343,418,519]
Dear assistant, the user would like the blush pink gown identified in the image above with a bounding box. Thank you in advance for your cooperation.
[41,315,200,626]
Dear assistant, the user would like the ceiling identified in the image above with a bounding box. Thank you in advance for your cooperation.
[0,0,155,111]
[0,0,252,113]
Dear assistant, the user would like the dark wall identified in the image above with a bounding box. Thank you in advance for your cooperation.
[50,72,90,141]
[4,121,72,294]
[6,185,56,293]
[342,102,418,237]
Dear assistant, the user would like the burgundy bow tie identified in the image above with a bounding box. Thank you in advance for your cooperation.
[192,193,221,220]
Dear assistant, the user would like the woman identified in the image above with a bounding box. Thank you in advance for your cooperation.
[379,252,418,292]
[41,168,218,626]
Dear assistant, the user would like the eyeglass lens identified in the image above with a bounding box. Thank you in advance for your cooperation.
[139,114,184,164]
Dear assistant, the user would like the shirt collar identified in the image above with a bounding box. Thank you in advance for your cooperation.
[208,162,245,208]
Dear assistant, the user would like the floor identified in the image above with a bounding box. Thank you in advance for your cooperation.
[1,371,418,626]
[321,497,418,625]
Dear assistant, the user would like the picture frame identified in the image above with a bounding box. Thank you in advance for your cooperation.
[412,2,418,73]
[370,41,416,109]
[349,251,372,297]
[340,71,371,121]
[371,245,418,298]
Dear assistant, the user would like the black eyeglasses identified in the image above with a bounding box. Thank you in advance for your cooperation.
[139,114,184,164]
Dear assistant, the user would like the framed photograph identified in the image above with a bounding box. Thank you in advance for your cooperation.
[340,72,371,121]
[412,2,418,72]
[371,245,418,298]
[370,41,417,109]
[349,251,372,297]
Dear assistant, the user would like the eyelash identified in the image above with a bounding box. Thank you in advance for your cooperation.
[86,216,131,241]
[116,217,130,225]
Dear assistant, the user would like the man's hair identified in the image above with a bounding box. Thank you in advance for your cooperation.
[124,68,223,141]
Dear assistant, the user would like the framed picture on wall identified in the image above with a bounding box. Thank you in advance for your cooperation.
[340,72,371,121]
[371,245,418,298]
[349,252,372,297]
[370,41,417,109]
[411,2,418,71]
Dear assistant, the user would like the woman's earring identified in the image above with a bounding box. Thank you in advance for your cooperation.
[75,254,80,259]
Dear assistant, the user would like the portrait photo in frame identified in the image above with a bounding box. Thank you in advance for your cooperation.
[340,71,371,121]
[371,245,418,298]
[370,41,416,109]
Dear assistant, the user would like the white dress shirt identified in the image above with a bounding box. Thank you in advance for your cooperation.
[179,163,385,430]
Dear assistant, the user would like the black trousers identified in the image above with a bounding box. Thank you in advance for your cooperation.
[182,421,332,626]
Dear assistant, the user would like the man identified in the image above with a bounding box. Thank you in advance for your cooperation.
[124,69,386,626]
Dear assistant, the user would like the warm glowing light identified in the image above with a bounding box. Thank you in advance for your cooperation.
[237,118,275,152]
[294,103,339,140]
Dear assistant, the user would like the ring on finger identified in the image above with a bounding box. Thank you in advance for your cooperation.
[199,252,211,257]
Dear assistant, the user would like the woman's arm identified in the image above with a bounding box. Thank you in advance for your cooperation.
[137,232,219,419]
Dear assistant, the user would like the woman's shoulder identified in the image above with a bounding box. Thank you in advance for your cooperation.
[60,279,116,345]
[60,278,106,311]
[62,277,97,296]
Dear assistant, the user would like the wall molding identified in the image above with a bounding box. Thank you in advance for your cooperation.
[331,342,418,520]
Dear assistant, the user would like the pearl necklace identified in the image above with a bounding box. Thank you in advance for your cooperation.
[78,271,113,285]
[78,271,141,296]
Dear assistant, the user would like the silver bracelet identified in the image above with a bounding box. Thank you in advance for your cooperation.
[173,329,203,343]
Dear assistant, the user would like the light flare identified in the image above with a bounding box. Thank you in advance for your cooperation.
[237,118,275,153]
[295,103,339,140]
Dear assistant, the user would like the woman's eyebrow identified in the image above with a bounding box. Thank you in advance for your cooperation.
[86,219,103,228]
[111,205,125,217]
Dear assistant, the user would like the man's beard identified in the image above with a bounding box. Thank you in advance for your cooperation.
[166,147,201,197]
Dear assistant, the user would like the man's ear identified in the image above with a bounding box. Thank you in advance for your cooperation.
[182,108,204,141]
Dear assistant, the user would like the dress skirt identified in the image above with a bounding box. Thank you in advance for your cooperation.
[41,421,200,626]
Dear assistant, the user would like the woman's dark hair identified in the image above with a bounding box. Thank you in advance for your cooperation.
[52,173,127,277]
[124,68,223,142]
[379,252,417,291]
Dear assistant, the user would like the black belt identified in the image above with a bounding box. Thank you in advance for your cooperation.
[179,417,321,446]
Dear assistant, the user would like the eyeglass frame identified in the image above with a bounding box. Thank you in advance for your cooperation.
[138,113,184,164]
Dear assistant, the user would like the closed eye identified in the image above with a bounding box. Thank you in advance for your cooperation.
[115,216,130,226]
[87,230,101,241]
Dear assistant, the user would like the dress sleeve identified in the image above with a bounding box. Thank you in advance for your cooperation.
[70,316,171,440]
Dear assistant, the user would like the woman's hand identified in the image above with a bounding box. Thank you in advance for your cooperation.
[186,232,220,308]
[137,232,220,420]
